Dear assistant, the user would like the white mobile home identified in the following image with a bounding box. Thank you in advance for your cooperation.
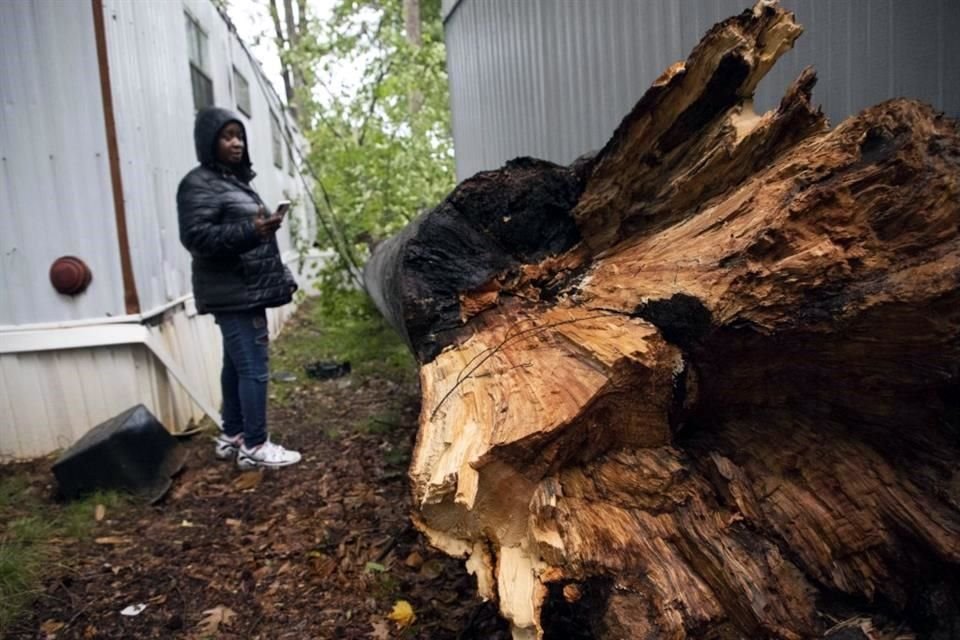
[0,0,320,458]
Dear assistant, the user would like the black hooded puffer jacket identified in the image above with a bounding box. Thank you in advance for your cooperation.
[176,107,296,314]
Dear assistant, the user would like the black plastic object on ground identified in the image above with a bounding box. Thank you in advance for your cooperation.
[304,360,351,380]
[52,404,187,503]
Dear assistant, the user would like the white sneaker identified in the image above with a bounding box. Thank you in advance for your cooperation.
[214,432,243,460]
[236,439,302,469]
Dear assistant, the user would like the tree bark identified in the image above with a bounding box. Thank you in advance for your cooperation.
[283,0,305,108]
[365,2,960,638]
[403,0,423,114]
[268,0,295,108]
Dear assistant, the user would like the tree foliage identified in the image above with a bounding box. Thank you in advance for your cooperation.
[282,0,454,296]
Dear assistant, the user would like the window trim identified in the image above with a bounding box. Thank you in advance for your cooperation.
[184,11,208,70]
[185,12,213,112]
[233,65,252,117]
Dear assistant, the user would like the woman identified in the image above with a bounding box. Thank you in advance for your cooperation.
[177,106,301,469]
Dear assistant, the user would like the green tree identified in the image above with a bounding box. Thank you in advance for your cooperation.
[281,0,454,298]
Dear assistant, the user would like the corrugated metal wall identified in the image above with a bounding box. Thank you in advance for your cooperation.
[103,0,315,313]
[0,307,225,459]
[0,298,305,459]
[0,0,320,457]
[0,1,128,324]
[444,0,960,182]
[0,0,315,326]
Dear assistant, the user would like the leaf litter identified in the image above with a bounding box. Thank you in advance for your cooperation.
[1,316,510,639]
[198,605,236,635]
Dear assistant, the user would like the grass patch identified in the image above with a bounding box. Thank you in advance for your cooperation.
[0,474,125,631]
[356,410,404,435]
[271,290,416,405]
[383,443,413,469]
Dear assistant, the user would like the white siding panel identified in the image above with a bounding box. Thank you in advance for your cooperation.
[0,305,228,458]
[147,308,221,428]
[0,363,20,456]
[0,297,308,458]
[100,0,317,313]
[0,0,315,325]
[0,1,127,324]
[0,0,312,458]
[52,350,96,442]
[101,0,198,312]
[0,353,55,456]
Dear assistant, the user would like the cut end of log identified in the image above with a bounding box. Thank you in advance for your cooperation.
[364,1,960,637]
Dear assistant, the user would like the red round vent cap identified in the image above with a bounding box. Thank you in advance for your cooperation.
[50,256,93,295]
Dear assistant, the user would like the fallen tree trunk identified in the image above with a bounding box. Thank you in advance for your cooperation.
[364,2,960,638]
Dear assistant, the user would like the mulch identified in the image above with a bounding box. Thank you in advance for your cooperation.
[2,372,510,639]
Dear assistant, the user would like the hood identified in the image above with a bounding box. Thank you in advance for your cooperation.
[193,107,254,182]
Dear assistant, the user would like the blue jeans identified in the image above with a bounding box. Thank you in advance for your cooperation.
[214,308,269,447]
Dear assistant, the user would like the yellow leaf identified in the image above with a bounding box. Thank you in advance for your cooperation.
[233,471,264,491]
[198,605,236,635]
[387,600,415,629]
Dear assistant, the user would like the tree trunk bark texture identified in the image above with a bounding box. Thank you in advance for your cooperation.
[364,3,960,638]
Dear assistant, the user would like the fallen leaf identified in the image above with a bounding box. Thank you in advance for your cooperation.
[387,600,416,629]
[40,619,64,638]
[94,504,106,521]
[404,550,424,569]
[179,520,196,528]
[252,518,276,533]
[82,625,98,639]
[225,518,242,527]
[419,558,444,580]
[233,471,263,491]
[364,561,386,573]
[198,605,236,635]
[94,536,132,546]
[310,553,337,578]
[368,619,390,639]
[147,593,167,605]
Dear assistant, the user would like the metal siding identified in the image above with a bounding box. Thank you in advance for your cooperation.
[0,1,127,325]
[0,0,314,325]
[0,0,314,458]
[446,0,960,182]
[102,0,197,313]
[101,0,313,313]
[0,298,316,458]
[0,306,223,459]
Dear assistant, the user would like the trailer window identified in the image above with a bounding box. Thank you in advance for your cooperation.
[233,67,251,117]
[185,13,213,111]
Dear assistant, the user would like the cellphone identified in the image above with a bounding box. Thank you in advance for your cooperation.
[275,200,292,219]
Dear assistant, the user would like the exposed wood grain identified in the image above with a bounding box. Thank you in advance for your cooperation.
[364,2,960,637]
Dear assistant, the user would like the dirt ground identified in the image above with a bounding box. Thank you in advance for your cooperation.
[1,309,510,639]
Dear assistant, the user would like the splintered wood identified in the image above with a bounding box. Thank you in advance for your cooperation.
[364,1,960,638]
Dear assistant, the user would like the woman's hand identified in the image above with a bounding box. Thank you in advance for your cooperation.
[253,205,283,239]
